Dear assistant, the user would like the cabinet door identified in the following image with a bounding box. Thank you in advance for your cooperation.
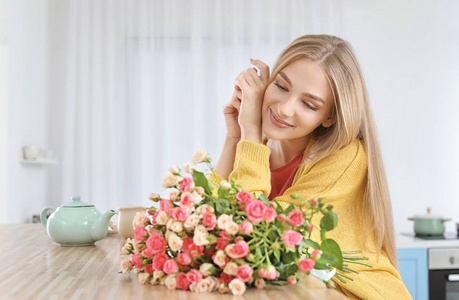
[397,248,428,300]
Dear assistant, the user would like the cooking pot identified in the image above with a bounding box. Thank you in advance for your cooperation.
[408,208,451,236]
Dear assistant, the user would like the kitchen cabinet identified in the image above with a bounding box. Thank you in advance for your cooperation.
[397,248,428,300]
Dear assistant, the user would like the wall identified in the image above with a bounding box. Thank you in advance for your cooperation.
[4,0,50,223]
[0,0,8,223]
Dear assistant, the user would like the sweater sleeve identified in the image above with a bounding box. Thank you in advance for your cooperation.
[219,139,412,299]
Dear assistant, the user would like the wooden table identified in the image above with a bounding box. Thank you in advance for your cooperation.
[0,224,347,300]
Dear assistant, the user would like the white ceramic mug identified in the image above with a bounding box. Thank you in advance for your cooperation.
[118,206,148,239]
[22,145,42,160]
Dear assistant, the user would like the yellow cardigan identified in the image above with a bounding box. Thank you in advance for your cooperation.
[210,139,412,300]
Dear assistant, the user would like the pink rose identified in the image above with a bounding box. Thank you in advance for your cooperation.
[263,207,277,223]
[152,253,168,271]
[258,268,267,278]
[231,241,250,258]
[266,265,277,280]
[239,220,253,234]
[287,276,297,285]
[179,177,195,193]
[134,225,148,242]
[245,200,267,224]
[236,191,253,204]
[182,238,204,258]
[176,272,191,290]
[177,253,192,266]
[195,186,204,194]
[141,247,155,258]
[131,254,142,269]
[216,238,230,251]
[307,224,314,232]
[144,264,154,274]
[185,269,203,284]
[146,233,166,254]
[172,207,189,222]
[311,249,322,260]
[180,192,195,207]
[202,213,217,230]
[236,264,253,283]
[160,199,174,211]
[287,209,305,227]
[219,230,231,240]
[310,198,318,206]
[151,211,159,224]
[163,259,179,275]
[282,230,303,247]
[298,258,315,272]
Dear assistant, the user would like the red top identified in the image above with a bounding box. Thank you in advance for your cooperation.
[268,152,304,200]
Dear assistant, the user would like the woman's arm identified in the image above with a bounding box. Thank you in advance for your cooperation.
[213,137,239,180]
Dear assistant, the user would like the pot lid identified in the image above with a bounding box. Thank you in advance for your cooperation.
[61,196,94,208]
[412,207,442,219]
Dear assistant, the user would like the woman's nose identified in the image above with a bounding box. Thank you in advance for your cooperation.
[277,98,295,118]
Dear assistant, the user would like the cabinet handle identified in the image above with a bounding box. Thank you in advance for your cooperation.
[448,274,459,281]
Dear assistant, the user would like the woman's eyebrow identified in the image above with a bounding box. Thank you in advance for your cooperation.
[278,71,325,104]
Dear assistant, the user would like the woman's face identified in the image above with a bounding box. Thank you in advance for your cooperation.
[262,58,335,142]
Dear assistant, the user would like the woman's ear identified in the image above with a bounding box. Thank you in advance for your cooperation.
[322,113,336,128]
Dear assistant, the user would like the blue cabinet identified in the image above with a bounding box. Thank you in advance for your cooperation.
[397,248,428,300]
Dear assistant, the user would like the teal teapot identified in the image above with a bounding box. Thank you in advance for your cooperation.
[41,196,116,246]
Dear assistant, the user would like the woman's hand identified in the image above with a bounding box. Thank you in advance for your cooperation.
[234,59,270,143]
[222,87,243,141]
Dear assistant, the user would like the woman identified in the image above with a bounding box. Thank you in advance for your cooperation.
[211,35,411,299]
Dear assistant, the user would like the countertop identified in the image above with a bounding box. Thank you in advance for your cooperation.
[396,231,459,249]
[0,224,347,300]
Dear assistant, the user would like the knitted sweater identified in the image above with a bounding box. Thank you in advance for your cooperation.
[210,139,412,300]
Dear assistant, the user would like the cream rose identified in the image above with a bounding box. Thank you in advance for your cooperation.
[223,261,238,276]
[170,221,183,233]
[120,259,133,273]
[225,221,239,236]
[169,189,180,201]
[164,274,177,290]
[132,211,149,228]
[184,213,201,231]
[199,263,215,276]
[168,232,183,252]
[193,225,210,246]
[151,270,164,285]
[192,148,207,165]
[217,214,233,230]
[162,172,181,188]
[213,250,227,268]
[166,218,175,230]
[218,284,229,294]
[220,180,232,190]
[196,204,212,216]
[168,164,180,174]
[229,278,246,296]
[255,278,266,289]
[195,277,212,293]
[192,191,203,204]
[183,162,193,173]
[138,272,150,284]
[155,210,169,225]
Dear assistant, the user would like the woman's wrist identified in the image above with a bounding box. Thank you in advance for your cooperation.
[240,127,262,144]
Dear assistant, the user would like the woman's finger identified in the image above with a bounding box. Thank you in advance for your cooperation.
[250,58,270,83]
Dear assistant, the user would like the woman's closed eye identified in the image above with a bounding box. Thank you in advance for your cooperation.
[302,101,318,111]
[274,82,288,91]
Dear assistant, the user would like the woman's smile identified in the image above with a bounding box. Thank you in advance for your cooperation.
[269,108,294,128]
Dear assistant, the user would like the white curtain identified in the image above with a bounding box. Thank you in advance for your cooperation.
[46,0,342,211]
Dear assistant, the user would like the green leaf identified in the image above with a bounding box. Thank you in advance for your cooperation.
[192,170,212,195]
[284,203,296,216]
[320,211,338,232]
[269,280,288,286]
[321,239,343,269]
[259,194,270,205]
[303,239,320,250]
[217,187,227,198]
[214,198,230,214]
[283,251,296,264]
[272,199,284,214]
[274,249,281,262]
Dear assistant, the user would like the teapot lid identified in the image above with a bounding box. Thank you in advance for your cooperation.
[61,196,94,208]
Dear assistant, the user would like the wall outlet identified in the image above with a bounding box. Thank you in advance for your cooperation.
[32,214,40,223]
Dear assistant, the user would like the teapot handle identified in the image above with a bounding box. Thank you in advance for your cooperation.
[40,206,56,228]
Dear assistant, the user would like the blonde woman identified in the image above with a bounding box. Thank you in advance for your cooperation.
[212,35,411,299]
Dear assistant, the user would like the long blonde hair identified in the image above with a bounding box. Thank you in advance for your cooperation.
[269,35,397,267]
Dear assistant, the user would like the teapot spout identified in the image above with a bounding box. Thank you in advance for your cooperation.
[92,210,117,241]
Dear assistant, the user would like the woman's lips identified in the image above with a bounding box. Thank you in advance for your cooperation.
[269,109,293,128]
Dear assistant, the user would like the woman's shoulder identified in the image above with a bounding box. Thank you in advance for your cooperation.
[304,139,367,174]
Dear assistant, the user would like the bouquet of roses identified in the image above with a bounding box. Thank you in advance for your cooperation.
[120,149,371,295]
